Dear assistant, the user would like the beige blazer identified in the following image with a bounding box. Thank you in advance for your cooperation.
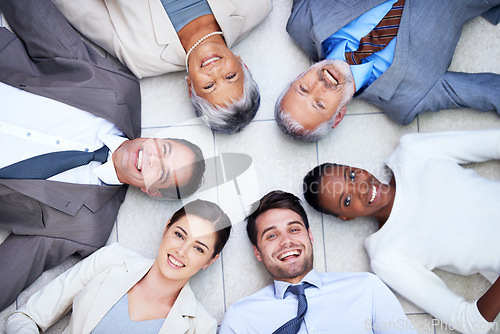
[52,0,272,78]
[6,243,217,334]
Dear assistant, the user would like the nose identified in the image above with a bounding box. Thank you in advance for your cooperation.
[177,242,190,257]
[356,181,370,199]
[279,233,293,247]
[149,153,160,167]
[310,80,328,95]
[208,61,223,75]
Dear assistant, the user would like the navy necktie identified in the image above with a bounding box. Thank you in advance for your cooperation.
[0,146,109,179]
[272,283,310,334]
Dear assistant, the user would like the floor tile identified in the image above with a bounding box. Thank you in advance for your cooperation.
[2,0,500,332]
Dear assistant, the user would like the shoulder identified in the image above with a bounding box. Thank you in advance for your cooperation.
[226,283,275,312]
[93,243,147,265]
[318,271,391,295]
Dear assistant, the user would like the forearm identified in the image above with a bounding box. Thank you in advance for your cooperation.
[397,128,500,164]
[6,312,41,334]
[477,276,500,322]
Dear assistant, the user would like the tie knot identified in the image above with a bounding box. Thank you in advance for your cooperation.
[287,283,305,296]
[93,145,109,163]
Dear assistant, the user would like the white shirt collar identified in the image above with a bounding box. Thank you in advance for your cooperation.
[92,134,128,185]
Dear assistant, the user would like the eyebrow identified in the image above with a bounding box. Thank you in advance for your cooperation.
[174,171,180,199]
[160,142,173,185]
[206,75,241,95]
[196,240,209,251]
[176,226,209,250]
[260,225,276,239]
[260,221,304,239]
[338,168,347,208]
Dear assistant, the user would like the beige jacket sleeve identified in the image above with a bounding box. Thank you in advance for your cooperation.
[5,243,134,333]
[52,0,272,78]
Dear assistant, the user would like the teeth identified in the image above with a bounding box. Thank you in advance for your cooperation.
[278,250,300,260]
[168,255,185,267]
[136,149,143,171]
[369,185,377,203]
[202,57,221,67]
[323,69,338,85]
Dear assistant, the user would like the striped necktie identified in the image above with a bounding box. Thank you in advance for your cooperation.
[0,146,109,179]
[345,0,405,65]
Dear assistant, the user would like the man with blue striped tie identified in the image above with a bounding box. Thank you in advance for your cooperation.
[275,0,500,142]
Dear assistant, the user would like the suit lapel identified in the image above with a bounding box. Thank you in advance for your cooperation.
[359,0,411,101]
[159,283,197,334]
[208,0,244,47]
[148,0,185,67]
[82,258,153,333]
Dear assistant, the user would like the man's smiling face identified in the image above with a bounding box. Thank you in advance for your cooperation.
[112,138,195,197]
[253,208,314,284]
[280,59,355,133]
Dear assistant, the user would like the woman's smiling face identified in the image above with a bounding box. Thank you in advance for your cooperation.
[318,165,393,220]
[157,214,219,283]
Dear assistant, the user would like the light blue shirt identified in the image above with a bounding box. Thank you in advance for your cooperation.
[322,0,398,92]
[160,0,213,32]
[219,269,418,333]
[92,294,164,334]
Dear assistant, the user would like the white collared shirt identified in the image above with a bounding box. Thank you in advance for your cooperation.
[0,82,125,185]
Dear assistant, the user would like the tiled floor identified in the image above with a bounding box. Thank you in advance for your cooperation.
[1,1,500,333]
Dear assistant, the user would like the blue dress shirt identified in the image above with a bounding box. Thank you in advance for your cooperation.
[219,269,418,333]
[92,294,164,333]
[160,0,213,32]
[322,0,398,92]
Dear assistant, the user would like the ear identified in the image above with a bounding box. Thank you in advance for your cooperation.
[141,188,163,197]
[339,216,354,221]
[332,105,347,129]
[235,54,242,62]
[308,229,314,245]
[253,245,262,262]
[185,77,192,98]
[203,253,220,269]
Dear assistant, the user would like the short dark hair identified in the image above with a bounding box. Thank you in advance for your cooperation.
[190,61,260,134]
[245,190,309,247]
[167,199,232,258]
[303,163,340,217]
[159,138,205,199]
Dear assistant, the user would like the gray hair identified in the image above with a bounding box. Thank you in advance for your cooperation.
[274,79,334,142]
[190,61,260,134]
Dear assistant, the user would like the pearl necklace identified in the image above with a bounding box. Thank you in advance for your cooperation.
[185,31,223,73]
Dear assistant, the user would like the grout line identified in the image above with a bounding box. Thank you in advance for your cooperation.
[345,111,385,117]
[315,140,328,272]
[141,123,207,131]
[213,131,228,313]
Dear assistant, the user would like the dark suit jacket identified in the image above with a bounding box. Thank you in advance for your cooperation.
[287,0,500,124]
[0,0,141,311]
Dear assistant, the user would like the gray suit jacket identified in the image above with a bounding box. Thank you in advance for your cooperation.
[287,0,500,124]
[0,0,141,311]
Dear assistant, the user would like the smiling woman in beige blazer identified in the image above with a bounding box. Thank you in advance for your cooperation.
[6,200,232,334]
[52,0,272,134]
